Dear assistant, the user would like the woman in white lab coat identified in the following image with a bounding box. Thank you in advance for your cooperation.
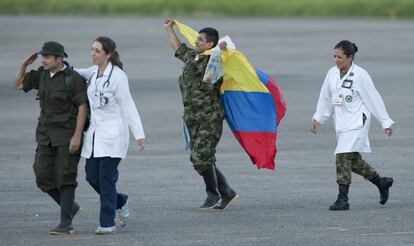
[310,40,394,211]
[76,36,145,234]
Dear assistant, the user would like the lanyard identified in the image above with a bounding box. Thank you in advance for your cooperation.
[94,65,114,96]
[92,65,115,109]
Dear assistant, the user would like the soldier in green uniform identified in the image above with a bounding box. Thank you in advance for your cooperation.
[164,19,239,210]
[13,42,88,234]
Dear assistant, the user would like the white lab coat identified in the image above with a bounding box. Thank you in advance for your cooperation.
[76,63,145,159]
[312,62,393,154]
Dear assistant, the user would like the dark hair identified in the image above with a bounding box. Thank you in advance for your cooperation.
[95,36,123,70]
[334,40,358,60]
[198,27,219,48]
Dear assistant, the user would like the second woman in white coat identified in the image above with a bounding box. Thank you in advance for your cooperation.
[310,40,393,211]
[77,36,145,234]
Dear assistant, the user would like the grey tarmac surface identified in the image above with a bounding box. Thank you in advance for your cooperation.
[0,16,413,246]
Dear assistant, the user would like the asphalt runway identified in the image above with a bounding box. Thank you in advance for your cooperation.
[0,16,413,246]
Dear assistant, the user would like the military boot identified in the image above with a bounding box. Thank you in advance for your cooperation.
[213,165,238,210]
[49,186,75,235]
[200,165,221,210]
[47,188,81,220]
[370,174,393,205]
[329,184,350,211]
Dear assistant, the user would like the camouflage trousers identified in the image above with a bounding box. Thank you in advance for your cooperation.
[336,152,377,185]
[186,119,223,175]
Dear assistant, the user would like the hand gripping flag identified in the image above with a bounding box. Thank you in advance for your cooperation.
[175,20,286,170]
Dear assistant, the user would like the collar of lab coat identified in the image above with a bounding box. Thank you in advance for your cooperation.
[335,62,355,83]
[95,62,113,79]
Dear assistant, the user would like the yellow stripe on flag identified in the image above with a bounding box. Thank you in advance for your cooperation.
[175,20,267,93]
[175,20,197,48]
[221,49,268,93]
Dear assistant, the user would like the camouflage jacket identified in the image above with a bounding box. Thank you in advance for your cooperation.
[175,43,224,124]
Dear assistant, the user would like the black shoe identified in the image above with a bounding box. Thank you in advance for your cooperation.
[370,175,393,205]
[214,194,239,210]
[329,184,350,211]
[48,224,74,235]
[329,200,349,211]
[213,165,238,210]
[200,165,220,210]
[200,192,221,210]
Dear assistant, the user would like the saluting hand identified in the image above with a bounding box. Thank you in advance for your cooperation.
[69,135,81,154]
[22,52,38,66]
[310,120,319,134]
[136,138,145,151]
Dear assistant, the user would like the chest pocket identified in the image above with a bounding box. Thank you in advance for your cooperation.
[46,90,71,113]
[101,87,117,107]
[53,90,69,102]
[181,62,203,85]
[38,70,74,115]
[342,88,359,105]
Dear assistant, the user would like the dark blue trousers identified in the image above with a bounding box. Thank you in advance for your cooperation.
[85,156,128,227]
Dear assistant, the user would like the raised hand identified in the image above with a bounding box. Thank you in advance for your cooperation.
[23,52,38,66]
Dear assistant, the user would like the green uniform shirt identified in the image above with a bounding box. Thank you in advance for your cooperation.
[175,43,224,124]
[23,62,87,146]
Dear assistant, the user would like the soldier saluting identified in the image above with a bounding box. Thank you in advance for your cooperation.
[13,41,88,234]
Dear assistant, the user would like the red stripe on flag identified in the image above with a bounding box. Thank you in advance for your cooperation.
[265,78,286,126]
[233,131,278,170]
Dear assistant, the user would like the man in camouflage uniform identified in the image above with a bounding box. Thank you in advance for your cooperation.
[13,42,88,234]
[164,19,238,210]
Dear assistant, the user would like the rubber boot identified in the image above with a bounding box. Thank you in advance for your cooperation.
[47,188,81,219]
[200,165,221,210]
[213,165,238,210]
[370,174,393,205]
[49,186,75,235]
[329,184,350,211]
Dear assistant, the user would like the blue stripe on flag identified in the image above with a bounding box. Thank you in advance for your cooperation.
[221,91,276,132]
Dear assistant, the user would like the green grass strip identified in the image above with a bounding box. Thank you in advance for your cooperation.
[1,0,414,18]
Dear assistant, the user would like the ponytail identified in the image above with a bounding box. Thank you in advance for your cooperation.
[110,50,123,70]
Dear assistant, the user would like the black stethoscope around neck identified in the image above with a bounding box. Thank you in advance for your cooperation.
[86,64,114,89]
[90,65,115,109]
[96,64,114,88]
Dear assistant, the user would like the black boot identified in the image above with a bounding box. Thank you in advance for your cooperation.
[370,174,393,205]
[213,165,238,210]
[329,184,350,211]
[47,188,81,219]
[200,165,221,210]
[49,186,75,235]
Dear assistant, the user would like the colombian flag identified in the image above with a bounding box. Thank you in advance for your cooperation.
[175,21,286,170]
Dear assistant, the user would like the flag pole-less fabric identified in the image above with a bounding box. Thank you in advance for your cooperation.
[175,20,286,170]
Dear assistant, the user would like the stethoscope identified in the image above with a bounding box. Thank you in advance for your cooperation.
[95,64,114,89]
[89,65,114,108]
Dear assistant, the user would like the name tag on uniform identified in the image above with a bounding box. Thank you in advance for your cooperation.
[342,79,353,89]
[332,89,343,105]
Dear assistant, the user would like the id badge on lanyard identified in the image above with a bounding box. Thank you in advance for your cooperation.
[332,88,343,106]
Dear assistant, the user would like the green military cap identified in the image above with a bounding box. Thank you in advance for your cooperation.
[38,41,68,58]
